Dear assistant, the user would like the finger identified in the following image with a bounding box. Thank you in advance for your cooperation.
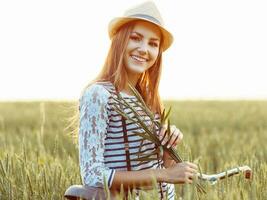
[178,131,183,142]
[187,179,193,184]
[162,126,181,147]
[167,130,180,148]
[185,162,198,170]
[159,130,163,140]
[159,126,167,140]
[188,171,197,179]
[185,173,194,184]
[183,164,198,174]
[167,127,182,148]
[187,177,194,184]
[159,126,166,136]
[162,124,168,129]
[167,130,176,148]
[189,172,198,181]
[160,130,168,145]
[172,131,183,147]
[162,138,169,146]
[186,167,198,174]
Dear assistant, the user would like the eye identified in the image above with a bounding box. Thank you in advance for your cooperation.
[130,35,141,41]
[149,42,159,47]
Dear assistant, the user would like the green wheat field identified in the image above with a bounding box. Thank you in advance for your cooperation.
[0,101,266,199]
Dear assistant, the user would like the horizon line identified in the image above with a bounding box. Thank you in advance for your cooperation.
[0,97,267,102]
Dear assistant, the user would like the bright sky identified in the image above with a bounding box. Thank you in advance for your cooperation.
[0,0,266,100]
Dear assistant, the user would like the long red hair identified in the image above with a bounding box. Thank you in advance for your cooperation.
[86,21,164,114]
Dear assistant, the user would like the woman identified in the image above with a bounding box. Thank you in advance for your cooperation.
[79,1,198,199]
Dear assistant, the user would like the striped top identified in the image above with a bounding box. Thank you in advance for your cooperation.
[79,81,176,200]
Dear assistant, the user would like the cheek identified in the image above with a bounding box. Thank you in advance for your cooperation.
[150,49,159,63]
[126,41,137,50]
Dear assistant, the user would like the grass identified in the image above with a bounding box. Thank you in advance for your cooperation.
[0,100,266,199]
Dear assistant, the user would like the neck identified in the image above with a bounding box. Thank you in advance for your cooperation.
[122,71,141,95]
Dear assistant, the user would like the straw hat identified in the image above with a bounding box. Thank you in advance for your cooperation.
[108,1,173,51]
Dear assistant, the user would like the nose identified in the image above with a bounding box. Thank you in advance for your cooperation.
[137,42,148,55]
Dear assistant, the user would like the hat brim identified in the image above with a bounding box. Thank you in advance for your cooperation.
[108,16,173,51]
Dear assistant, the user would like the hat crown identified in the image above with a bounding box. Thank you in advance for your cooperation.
[108,1,173,51]
[123,1,164,25]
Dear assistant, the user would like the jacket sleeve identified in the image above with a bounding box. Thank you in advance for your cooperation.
[79,84,115,188]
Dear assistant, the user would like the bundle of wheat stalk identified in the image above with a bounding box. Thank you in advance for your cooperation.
[112,83,206,194]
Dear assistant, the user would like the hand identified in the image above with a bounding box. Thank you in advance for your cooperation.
[164,162,198,184]
[159,125,183,149]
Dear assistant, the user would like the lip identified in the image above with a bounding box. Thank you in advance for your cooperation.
[130,55,149,62]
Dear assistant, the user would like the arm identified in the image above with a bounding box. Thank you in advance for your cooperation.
[158,124,183,168]
[153,115,175,168]
[79,84,115,188]
[110,168,165,191]
[162,151,176,168]
[110,162,198,192]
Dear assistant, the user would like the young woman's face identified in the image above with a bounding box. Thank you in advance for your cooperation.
[123,21,161,75]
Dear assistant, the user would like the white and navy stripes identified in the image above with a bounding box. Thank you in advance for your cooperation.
[79,81,175,199]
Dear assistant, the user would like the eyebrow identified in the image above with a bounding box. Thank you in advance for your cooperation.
[131,31,160,41]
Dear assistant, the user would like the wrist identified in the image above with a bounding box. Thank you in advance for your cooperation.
[156,168,166,182]
[163,151,176,168]
[163,150,174,161]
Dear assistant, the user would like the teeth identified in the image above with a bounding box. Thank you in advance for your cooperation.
[131,55,147,62]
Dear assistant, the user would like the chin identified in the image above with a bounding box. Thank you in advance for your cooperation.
[128,63,148,73]
[130,67,146,74]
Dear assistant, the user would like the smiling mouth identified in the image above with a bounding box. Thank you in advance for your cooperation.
[130,55,148,62]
